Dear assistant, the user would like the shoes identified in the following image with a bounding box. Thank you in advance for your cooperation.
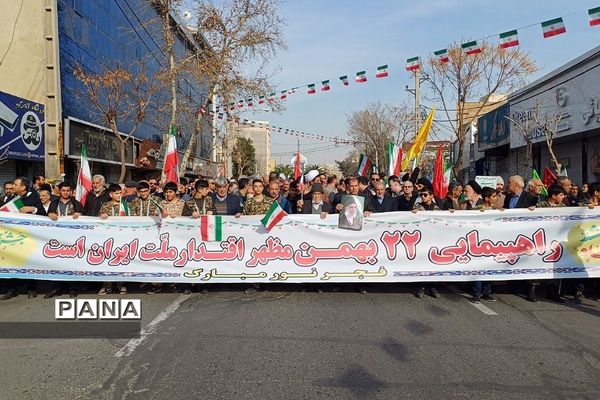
[147,286,162,295]
[575,290,583,304]
[244,287,257,295]
[0,290,17,301]
[27,290,37,299]
[471,295,481,304]
[98,287,111,295]
[183,289,192,295]
[43,290,61,299]
[359,287,367,294]
[429,287,440,299]
[119,286,127,295]
[69,290,77,298]
[482,293,496,302]
[415,287,425,299]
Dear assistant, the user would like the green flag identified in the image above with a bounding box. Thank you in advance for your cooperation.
[532,169,548,197]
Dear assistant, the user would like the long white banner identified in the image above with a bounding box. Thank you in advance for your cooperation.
[1,209,599,283]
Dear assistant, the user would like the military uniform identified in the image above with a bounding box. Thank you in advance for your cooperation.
[182,196,216,216]
[243,196,274,215]
[536,200,566,208]
[160,199,185,217]
[98,201,120,217]
[129,197,161,216]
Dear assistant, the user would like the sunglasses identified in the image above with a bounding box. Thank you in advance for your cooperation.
[371,178,380,181]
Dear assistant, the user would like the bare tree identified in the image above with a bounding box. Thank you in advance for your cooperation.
[178,0,286,176]
[532,107,565,175]
[74,65,157,183]
[422,41,536,177]
[348,102,412,173]
[505,100,542,177]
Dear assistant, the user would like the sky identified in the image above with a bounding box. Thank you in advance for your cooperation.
[232,0,600,165]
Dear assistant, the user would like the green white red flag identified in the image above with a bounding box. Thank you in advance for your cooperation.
[307,84,316,95]
[162,124,179,184]
[321,80,330,91]
[200,215,222,241]
[339,75,349,86]
[237,100,244,109]
[119,198,130,216]
[589,7,600,26]
[405,57,420,72]
[75,144,92,207]
[499,30,519,49]
[542,17,566,38]
[357,154,372,176]
[0,196,24,213]
[461,40,482,55]
[268,93,276,102]
[355,71,367,83]
[247,98,253,109]
[261,201,287,232]
[280,90,287,100]
[387,143,403,177]
[434,49,449,63]
[376,64,389,78]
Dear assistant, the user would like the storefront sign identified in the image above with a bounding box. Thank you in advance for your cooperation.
[0,91,45,161]
[67,119,133,163]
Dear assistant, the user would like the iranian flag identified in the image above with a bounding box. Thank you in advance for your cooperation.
[434,49,449,63]
[376,64,389,78]
[247,98,253,109]
[405,57,420,72]
[589,7,600,26]
[280,90,287,100]
[461,40,482,55]
[443,161,453,194]
[217,113,224,120]
[261,201,287,232]
[119,198,130,216]
[268,92,276,102]
[307,84,316,95]
[200,215,223,241]
[162,124,179,184]
[339,75,349,86]
[258,95,265,104]
[229,102,235,111]
[355,71,367,83]
[0,196,23,213]
[499,30,519,49]
[357,153,372,176]
[542,17,566,38]
[387,143,403,177]
[237,100,244,109]
[321,80,330,91]
[75,144,92,207]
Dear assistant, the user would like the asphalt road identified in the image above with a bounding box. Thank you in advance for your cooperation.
[0,283,599,400]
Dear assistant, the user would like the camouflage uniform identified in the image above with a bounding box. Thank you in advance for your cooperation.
[160,199,185,217]
[129,197,161,216]
[98,201,120,217]
[243,196,274,215]
[536,200,566,208]
[182,196,216,216]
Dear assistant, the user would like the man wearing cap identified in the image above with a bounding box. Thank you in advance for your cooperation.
[298,183,331,218]
[211,178,242,216]
[123,180,138,202]
[495,176,506,209]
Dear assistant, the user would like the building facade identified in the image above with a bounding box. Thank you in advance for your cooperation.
[478,45,600,185]
[0,0,213,183]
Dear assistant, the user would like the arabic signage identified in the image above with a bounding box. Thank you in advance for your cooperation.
[67,119,133,163]
[0,91,45,161]
[1,209,599,283]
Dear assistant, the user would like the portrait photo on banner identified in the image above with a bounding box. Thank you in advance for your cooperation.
[338,195,364,231]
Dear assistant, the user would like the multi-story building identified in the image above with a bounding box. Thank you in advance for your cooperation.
[0,0,213,183]
[237,122,270,177]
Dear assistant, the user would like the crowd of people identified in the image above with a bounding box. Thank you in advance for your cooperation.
[1,170,599,302]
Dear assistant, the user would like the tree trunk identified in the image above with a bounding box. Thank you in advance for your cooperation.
[525,139,533,178]
[109,120,127,184]
[180,95,214,177]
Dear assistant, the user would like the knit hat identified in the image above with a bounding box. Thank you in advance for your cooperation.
[311,183,324,193]
[496,176,504,186]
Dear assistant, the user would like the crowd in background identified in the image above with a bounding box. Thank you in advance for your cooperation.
[1,169,599,302]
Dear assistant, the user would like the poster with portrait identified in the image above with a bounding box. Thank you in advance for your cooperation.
[338,195,364,231]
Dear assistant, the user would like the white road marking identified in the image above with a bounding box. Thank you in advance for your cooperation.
[115,295,189,358]
[469,300,499,316]
[447,284,498,316]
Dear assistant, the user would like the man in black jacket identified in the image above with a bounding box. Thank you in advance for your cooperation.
[211,178,242,216]
[84,174,110,216]
[47,182,84,221]
[369,181,397,213]
[397,180,418,211]
[298,184,331,218]
[1,181,15,207]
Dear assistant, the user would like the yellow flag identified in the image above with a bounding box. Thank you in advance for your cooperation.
[401,107,436,170]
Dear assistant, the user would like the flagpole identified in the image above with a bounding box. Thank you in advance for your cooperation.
[298,140,304,201]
